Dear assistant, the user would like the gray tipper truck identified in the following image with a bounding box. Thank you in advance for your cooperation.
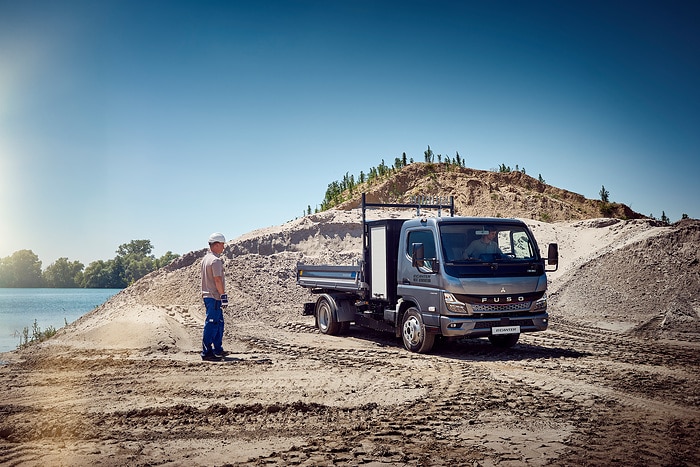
[296,194,559,353]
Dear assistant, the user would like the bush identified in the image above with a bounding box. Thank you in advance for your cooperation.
[17,319,58,349]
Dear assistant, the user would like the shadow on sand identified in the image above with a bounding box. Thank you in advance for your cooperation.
[341,326,591,362]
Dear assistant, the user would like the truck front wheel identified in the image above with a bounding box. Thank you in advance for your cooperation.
[401,308,435,353]
[316,296,341,335]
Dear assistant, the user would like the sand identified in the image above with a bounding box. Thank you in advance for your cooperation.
[1,210,698,466]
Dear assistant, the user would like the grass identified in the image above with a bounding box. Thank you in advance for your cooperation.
[17,319,63,350]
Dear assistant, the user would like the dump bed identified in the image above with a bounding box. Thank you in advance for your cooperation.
[296,263,365,293]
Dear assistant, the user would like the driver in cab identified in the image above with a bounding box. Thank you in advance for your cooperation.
[464,226,503,260]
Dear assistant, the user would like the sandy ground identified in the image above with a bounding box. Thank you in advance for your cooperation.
[0,211,698,466]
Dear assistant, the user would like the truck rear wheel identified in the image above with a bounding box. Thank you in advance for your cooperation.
[488,333,519,348]
[316,296,340,335]
[401,308,435,353]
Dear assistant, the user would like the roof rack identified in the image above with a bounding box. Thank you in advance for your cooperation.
[361,192,455,225]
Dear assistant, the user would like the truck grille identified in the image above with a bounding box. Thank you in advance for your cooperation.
[471,301,532,313]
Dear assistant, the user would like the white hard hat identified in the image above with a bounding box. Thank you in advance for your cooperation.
[208,232,226,243]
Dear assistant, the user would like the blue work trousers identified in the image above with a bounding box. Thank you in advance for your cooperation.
[201,298,224,356]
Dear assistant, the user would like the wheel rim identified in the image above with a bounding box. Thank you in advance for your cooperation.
[403,315,422,346]
[318,302,330,331]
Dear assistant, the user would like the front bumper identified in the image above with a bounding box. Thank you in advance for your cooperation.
[439,312,549,338]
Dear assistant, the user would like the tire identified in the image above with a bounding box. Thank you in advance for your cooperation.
[401,308,435,353]
[316,296,340,335]
[488,333,519,348]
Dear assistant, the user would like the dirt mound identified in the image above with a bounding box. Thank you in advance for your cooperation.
[337,163,645,222]
[550,219,700,337]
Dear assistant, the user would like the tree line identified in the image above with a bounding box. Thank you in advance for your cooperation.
[0,240,179,288]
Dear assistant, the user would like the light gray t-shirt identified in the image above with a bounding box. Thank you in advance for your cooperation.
[201,252,225,300]
[464,238,502,259]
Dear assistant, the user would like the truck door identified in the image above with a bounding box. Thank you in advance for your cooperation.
[399,229,440,318]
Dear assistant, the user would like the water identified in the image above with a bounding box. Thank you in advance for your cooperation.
[0,288,121,353]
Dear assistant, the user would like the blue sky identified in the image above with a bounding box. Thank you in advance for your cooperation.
[1,0,698,267]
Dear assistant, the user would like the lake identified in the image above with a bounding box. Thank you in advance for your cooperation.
[0,288,121,353]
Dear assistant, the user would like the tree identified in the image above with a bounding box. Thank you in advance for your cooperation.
[82,260,117,288]
[661,211,670,224]
[599,185,610,203]
[117,239,153,258]
[0,257,11,287]
[80,242,178,288]
[44,257,84,288]
[123,256,155,285]
[115,240,158,286]
[110,256,127,288]
[424,146,434,163]
[156,251,179,268]
[0,250,43,287]
[538,174,546,183]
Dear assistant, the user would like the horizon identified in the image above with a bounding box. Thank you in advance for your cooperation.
[2,1,699,266]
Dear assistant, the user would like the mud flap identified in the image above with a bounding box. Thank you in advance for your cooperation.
[336,299,356,322]
[302,302,315,316]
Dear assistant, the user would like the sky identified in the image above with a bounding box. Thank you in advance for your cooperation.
[1,0,699,268]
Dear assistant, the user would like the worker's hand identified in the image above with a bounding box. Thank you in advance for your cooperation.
[220,294,229,308]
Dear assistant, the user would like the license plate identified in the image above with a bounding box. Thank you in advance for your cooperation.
[492,325,520,335]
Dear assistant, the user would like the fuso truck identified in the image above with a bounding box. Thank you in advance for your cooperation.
[296,194,559,353]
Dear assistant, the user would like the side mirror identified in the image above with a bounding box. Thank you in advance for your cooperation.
[546,243,559,271]
[411,243,425,268]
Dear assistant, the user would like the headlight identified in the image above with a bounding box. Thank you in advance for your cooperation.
[533,294,548,312]
[444,293,468,313]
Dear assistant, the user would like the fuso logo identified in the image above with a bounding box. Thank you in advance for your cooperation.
[481,296,525,303]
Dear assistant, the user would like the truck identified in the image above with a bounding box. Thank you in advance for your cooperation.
[296,194,559,353]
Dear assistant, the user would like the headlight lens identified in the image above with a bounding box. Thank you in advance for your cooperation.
[444,293,468,313]
[533,294,548,312]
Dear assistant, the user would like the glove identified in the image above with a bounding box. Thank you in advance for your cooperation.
[220,294,228,308]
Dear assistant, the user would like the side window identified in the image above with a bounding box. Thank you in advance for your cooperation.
[407,230,436,259]
[496,231,511,256]
[513,231,535,259]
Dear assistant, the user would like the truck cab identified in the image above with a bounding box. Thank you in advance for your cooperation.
[387,217,554,351]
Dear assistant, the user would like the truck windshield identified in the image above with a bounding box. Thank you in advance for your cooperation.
[439,223,537,263]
